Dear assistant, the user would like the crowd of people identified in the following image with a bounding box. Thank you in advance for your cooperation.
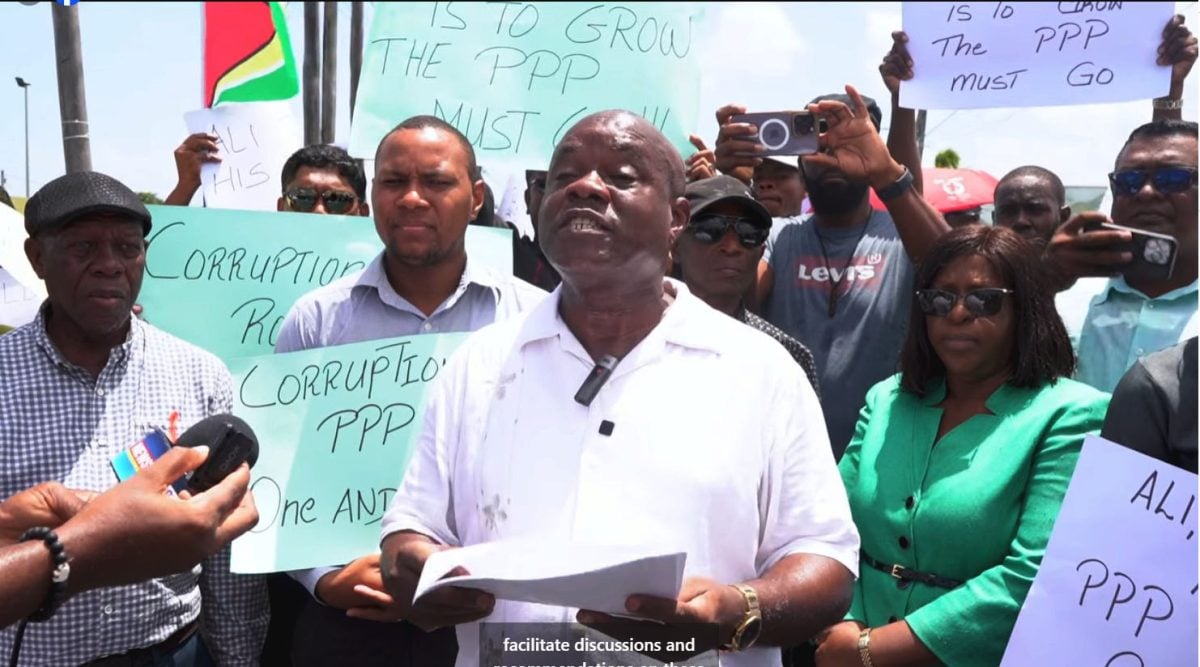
[0,13,1196,667]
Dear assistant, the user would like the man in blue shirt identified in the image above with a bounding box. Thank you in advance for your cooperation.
[1051,120,1198,392]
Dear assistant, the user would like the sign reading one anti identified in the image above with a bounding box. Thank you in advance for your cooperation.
[349,2,703,163]
[901,2,1173,109]
[228,332,468,573]
[1001,437,1198,667]
[137,205,513,360]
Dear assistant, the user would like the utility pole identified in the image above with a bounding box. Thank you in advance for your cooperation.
[320,1,337,144]
[350,1,363,116]
[303,2,320,146]
[915,109,928,160]
[51,2,92,173]
[15,78,30,196]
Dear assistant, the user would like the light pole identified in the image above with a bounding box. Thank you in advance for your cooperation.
[15,77,30,197]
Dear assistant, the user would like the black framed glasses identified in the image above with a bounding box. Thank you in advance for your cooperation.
[915,288,1013,317]
[1108,166,1198,197]
[284,187,358,214]
[686,214,770,248]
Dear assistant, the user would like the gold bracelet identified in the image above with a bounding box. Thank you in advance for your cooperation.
[857,628,875,667]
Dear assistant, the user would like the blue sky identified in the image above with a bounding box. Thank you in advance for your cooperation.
[0,1,1195,204]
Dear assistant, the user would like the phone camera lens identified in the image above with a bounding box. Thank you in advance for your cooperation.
[794,114,814,135]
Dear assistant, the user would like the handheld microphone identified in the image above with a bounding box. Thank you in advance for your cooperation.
[574,355,618,407]
[174,414,260,493]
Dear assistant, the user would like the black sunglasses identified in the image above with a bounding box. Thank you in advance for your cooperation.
[915,288,1013,317]
[687,214,769,248]
[285,187,358,214]
[1108,166,1197,197]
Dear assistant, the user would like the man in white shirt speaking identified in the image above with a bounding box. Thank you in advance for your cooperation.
[379,105,863,667]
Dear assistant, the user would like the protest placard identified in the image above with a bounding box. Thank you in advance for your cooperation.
[137,205,513,360]
[348,2,704,166]
[228,332,467,573]
[0,268,41,330]
[1001,436,1198,667]
[901,2,1173,109]
[183,101,302,210]
[0,203,44,303]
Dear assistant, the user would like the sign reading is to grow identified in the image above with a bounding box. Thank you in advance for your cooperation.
[349,2,704,163]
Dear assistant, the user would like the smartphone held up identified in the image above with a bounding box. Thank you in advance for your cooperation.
[1083,219,1179,283]
[731,111,825,158]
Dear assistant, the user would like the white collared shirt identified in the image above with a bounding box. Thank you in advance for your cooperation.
[383,280,860,667]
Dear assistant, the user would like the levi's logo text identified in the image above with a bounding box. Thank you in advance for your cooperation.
[789,254,886,288]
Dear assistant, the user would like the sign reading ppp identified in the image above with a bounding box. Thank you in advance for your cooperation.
[349,2,704,163]
[901,2,1173,109]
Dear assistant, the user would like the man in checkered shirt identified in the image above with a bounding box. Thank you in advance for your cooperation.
[0,171,268,665]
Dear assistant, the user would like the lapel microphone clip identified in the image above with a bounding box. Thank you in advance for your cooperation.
[574,354,618,407]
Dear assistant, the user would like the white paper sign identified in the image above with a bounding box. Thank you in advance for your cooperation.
[0,267,41,330]
[415,540,686,616]
[901,2,1173,110]
[1001,437,1198,667]
[0,204,45,303]
[184,101,302,211]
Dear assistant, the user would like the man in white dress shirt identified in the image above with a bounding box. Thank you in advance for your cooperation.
[379,108,861,667]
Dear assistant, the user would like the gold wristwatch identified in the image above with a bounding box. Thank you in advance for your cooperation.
[721,583,762,652]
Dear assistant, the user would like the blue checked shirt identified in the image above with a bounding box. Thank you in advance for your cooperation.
[0,306,269,665]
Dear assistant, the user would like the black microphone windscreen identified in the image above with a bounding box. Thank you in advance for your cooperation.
[176,414,259,467]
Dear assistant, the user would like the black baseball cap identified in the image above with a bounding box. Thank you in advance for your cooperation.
[686,175,772,228]
[808,92,883,131]
[24,171,152,237]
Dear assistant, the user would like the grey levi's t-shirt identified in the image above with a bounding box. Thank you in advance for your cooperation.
[765,209,915,458]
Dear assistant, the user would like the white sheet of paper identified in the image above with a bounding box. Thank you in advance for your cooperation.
[0,204,45,303]
[1001,437,1198,665]
[184,101,302,211]
[901,2,1173,110]
[0,267,42,329]
[414,540,686,616]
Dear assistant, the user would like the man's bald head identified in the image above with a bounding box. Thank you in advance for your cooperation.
[555,110,686,197]
[539,109,690,293]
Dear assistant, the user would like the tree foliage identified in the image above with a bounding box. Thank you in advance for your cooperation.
[934,149,961,169]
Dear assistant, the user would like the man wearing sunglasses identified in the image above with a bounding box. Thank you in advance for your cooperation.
[675,175,820,394]
[276,144,369,217]
[274,116,546,666]
[1051,119,1198,392]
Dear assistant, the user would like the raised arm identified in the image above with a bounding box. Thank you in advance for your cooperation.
[880,30,924,196]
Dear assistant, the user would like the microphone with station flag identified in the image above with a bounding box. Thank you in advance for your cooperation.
[173,414,260,493]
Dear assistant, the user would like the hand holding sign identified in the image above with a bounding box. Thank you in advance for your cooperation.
[165,132,223,207]
[879,31,915,98]
[1159,14,1197,99]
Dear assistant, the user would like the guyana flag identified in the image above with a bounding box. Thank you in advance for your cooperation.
[204,1,299,107]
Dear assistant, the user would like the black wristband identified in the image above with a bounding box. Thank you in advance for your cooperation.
[875,166,914,201]
[20,527,70,622]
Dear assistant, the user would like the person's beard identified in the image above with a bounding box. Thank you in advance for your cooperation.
[804,171,868,216]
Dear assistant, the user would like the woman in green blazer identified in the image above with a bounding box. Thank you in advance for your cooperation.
[815,225,1110,667]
